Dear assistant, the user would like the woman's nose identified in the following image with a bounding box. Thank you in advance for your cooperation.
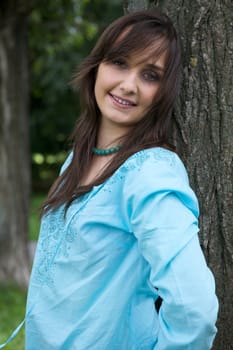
[119,72,138,94]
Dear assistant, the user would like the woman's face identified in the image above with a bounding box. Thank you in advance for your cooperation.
[94,50,166,133]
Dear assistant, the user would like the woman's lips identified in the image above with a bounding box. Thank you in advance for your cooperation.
[109,93,136,108]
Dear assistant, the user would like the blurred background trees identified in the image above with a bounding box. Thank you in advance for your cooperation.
[0,0,232,349]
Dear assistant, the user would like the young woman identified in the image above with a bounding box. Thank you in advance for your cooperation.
[25,9,218,350]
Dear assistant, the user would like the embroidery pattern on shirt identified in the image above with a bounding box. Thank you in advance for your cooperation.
[32,189,104,286]
[33,206,65,286]
[102,148,176,193]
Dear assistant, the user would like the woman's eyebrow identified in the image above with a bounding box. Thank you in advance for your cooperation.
[145,63,165,72]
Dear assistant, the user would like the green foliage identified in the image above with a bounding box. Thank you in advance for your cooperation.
[31,151,67,191]
[0,286,26,350]
[29,192,47,241]
[29,0,82,156]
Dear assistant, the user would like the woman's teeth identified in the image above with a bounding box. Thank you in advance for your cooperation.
[112,95,135,106]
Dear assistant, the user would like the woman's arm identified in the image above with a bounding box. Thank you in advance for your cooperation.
[123,149,218,349]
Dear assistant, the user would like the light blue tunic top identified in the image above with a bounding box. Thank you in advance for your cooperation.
[25,148,218,349]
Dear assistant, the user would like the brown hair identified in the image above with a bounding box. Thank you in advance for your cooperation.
[43,9,182,213]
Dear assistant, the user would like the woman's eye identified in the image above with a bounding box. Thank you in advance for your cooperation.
[143,71,160,82]
[111,59,127,67]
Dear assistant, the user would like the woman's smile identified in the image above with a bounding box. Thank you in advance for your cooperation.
[109,93,137,108]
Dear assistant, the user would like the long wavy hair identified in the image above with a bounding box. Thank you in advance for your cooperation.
[43,9,182,213]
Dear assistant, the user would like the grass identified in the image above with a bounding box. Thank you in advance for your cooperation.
[0,286,26,350]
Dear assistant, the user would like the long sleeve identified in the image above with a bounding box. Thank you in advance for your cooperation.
[123,149,218,349]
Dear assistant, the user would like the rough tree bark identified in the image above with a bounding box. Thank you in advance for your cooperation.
[0,1,32,288]
[124,1,233,349]
[123,0,149,12]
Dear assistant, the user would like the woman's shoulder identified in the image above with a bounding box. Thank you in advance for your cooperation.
[121,147,199,217]
[122,147,188,182]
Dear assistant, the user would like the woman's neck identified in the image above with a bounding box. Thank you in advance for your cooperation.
[96,119,131,148]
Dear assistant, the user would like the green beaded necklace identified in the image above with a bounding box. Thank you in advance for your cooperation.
[92,145,121,155]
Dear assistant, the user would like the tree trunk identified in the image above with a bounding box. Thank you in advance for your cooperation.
[0,2,31,288]
[123,0,148,13]
[124,1,233,349]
